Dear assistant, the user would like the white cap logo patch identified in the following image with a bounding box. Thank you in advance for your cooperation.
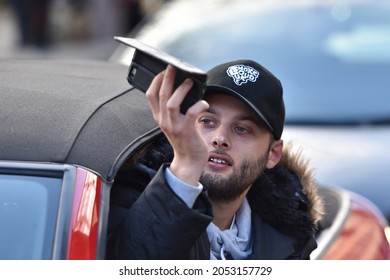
[226,64,260,86]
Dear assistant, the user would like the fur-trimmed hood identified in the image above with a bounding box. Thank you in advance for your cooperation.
[247,143,324,246]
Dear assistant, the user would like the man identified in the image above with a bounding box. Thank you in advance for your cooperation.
[106,59,324,259]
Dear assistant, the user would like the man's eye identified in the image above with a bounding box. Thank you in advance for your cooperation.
[200,118,214,126]
[235,126,248,133]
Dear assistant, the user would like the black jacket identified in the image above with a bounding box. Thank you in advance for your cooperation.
[106,143,324,260]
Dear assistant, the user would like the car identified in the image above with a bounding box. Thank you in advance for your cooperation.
[312,186,390,259]
[111,0,390,228]
[0,56,389,260]
[0,59,160,259]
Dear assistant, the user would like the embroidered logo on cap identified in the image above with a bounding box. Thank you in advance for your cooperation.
[226,64,259,86]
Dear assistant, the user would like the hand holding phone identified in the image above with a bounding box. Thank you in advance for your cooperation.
[115,37,207,114]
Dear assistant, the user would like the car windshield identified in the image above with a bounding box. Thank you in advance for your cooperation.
[134,2,390,124]
[0,174,61,260]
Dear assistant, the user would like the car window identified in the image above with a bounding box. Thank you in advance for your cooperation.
[0,175,61,260]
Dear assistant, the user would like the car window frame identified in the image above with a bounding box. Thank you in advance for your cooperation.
[0,162,77,260]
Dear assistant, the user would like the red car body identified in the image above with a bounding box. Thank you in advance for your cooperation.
[322,192,390,260]
[67,169,101,259]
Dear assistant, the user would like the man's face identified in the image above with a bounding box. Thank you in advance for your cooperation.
[197,93,277,203]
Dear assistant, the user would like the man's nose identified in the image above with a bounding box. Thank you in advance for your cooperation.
[212,127,230,149]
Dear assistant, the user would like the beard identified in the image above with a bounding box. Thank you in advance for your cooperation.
[200,152,269,203]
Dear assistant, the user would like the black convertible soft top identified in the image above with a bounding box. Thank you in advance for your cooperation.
[0,59,161,181]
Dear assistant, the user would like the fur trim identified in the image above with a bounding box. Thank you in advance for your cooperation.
[247,143,325,245]
[280,143,325,225]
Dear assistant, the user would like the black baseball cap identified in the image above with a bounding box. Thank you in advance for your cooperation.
[205,59,285,140]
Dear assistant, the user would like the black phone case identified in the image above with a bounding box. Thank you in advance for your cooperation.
[115,37,207,114]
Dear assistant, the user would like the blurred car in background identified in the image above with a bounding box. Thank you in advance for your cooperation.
[111,0,390,226]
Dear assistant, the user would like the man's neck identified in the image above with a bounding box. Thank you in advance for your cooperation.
[211,188,250,230]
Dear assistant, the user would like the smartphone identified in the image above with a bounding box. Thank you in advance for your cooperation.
[115,37,207,114]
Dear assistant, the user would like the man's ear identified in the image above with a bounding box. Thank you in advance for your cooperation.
[266,139,283,169]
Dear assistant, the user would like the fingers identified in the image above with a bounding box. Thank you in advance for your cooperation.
[146,64,197,120]
[159,65,179,122]
[146,65,178,121]
[166,77,194,115]
[145,69,165,120]
[160,65,177,110]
